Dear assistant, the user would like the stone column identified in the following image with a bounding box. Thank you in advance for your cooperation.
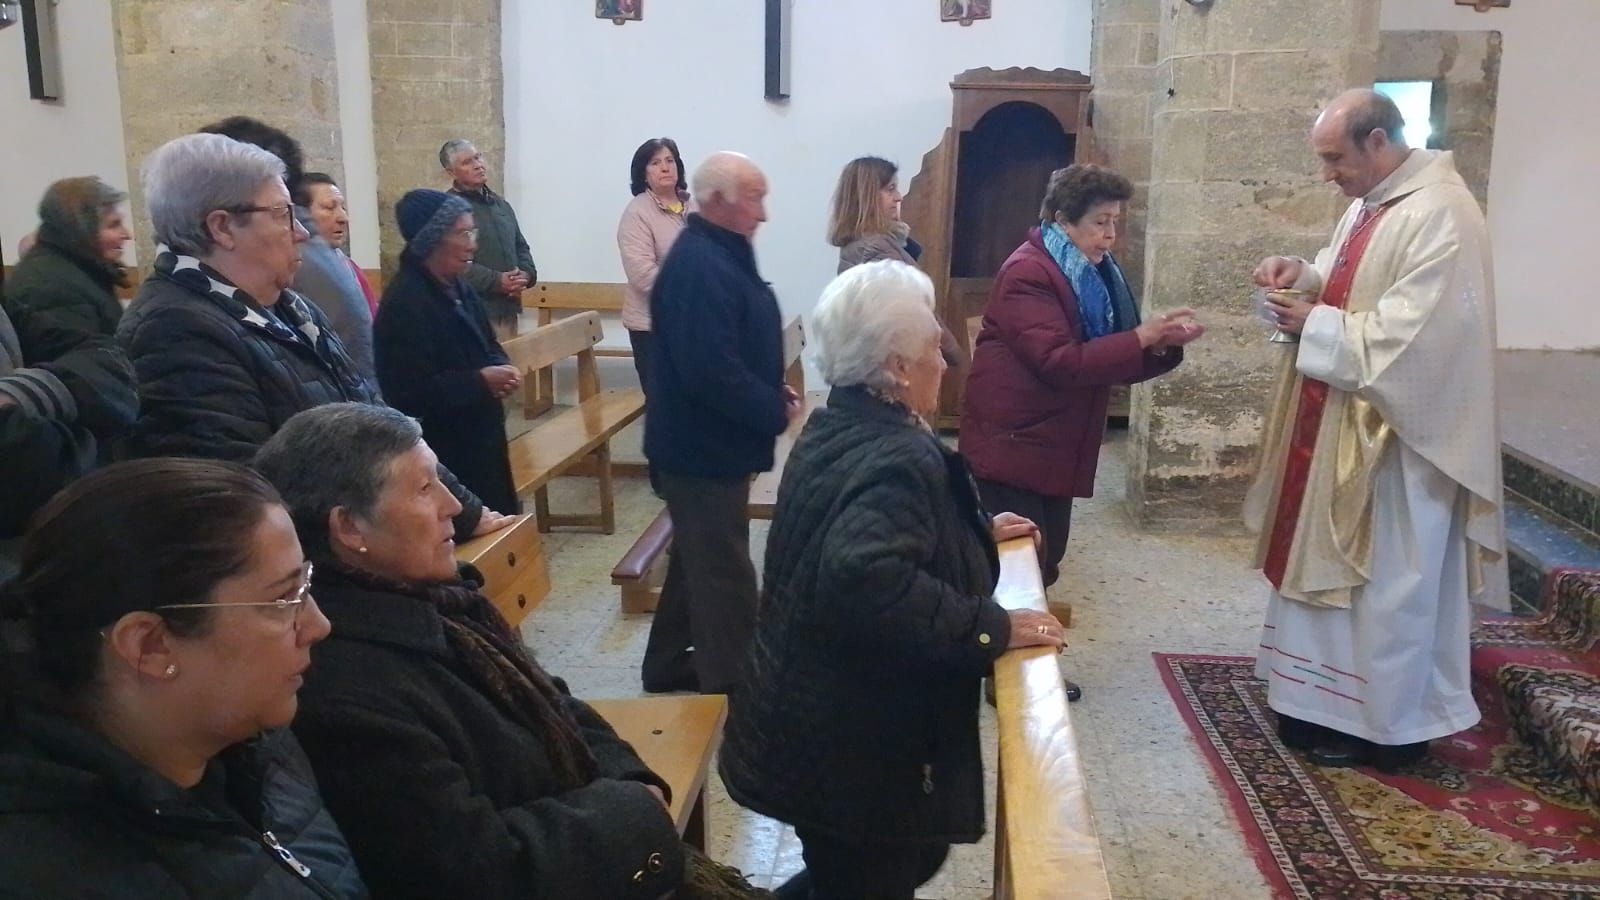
[367,0,504,275]
[111,0,344,263]
[1089,0,1161,296]
[1124,1,1379,530]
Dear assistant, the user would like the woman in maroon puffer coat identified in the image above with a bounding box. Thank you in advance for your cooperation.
[960,165,1203,696]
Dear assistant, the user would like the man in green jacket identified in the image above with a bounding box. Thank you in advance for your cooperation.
[442,138,538,336]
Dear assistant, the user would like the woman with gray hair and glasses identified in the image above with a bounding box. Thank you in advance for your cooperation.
[256,402,767,900]
[720,260,1065,899]
[116,132,511,542]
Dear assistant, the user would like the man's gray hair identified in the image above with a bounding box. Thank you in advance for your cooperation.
[812,260,940,391]
[439,138,476,170]
[254,403,424,558]
[144,133,286,257]
[691,151,753,206]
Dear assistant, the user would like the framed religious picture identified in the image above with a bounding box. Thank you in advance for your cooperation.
[941,0,991,26]
[596,0,641,25]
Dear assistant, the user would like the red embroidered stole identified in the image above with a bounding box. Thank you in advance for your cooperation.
[1262,205,1391,590]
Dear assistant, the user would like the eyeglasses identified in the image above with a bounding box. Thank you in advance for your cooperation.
[225,203,296,227]
[156,562,315,630]
[450,227,479,242]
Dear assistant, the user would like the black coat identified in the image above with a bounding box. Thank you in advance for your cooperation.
[2,238,124,361]
[290,572,685,900]
[644,214,788,478]
[720,387,1013,844]
[117,252,485,538]
[374,258,518,514]
[0,710,366,899]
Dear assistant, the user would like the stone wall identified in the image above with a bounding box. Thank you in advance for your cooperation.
[1379,30,1500,208]
[112,0,343,263]
[1123,0,1379,531]
[1089,0,1160,297]
[367,0,504,276]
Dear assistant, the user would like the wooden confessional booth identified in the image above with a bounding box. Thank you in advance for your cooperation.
[900,67,1096,429]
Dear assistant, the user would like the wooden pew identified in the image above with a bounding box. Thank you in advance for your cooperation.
[588,695,726,851]
[454,513,548,629]
[990,538,1110,900]
[500,312,646,534]
[521,282,629,418]
[611,316,808,614]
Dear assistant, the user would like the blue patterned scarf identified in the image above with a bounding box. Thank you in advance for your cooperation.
[1040,222,1141,340]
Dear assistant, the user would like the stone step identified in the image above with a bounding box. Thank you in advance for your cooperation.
[1504,447,1600,543]
[1504,491,1600,616]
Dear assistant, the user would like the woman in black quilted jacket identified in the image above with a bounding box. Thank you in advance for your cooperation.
[116,132,512,543]
[719,261,1066,899]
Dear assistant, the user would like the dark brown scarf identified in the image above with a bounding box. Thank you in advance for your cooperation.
[316,561,598,790]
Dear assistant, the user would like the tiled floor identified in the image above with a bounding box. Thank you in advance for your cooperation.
[530,432,1274,899]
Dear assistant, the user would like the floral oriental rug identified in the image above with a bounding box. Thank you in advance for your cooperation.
[1156,653,1600,898]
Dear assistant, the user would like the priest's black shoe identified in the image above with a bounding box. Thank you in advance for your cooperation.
[1277,714,1339,751]
[1306,739,1373,768]
[1063,678,1083,702]
[1371,740,1429,774]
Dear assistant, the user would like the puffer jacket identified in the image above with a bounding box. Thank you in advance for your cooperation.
[720,386,1011,844]
[2,190,127,361]
[117,250,486,538]
[0,709,367,899]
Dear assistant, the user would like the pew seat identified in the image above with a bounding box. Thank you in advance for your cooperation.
[588,695,726,850]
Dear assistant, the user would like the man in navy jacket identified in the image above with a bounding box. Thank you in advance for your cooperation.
[641,152,802,695]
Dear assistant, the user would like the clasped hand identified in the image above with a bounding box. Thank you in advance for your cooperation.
[480,364,522,399]
[1134,308,1205,350]
[1252,256,1315,334]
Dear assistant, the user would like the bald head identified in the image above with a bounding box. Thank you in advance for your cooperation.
[1310,89,1412,199]
[693,151,769,238]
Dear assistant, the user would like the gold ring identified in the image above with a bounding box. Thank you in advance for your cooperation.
[1036,625,1049,635]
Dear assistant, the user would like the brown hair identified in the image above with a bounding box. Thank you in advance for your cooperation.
[827,156,898,248]
[2,459,283,706]
[1038,164,1134,225]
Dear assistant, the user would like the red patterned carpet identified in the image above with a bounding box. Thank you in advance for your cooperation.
[1157,653,1600,898]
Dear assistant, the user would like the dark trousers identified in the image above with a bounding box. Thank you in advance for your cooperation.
[641,472,757,694]
[627,328,653,390]
[775,829,949,900]
[628,329,660,494]
[974,478,1073,587]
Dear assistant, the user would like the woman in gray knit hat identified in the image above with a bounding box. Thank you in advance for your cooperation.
[372,188,522,515]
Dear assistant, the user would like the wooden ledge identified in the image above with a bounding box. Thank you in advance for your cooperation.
[991,538,1110,899]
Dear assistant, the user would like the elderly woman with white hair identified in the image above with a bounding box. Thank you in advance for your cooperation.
[720,260,1065,899]
[117,133,509,542]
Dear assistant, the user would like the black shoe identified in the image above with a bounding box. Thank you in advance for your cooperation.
[984,678,997,708]
[642,671,699,694]
[1064,678,1083,702]
[1277,714,1339,751]
[1307,738,1374,768]
[1371,740,1429,774]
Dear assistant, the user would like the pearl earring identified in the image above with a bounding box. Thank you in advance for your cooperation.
[358,546,368,554]
[164,664,178,678]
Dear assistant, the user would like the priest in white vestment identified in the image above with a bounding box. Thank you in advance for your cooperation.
[1244,89,1507,772]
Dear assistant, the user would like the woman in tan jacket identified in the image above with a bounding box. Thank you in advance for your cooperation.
[829,156,965,370]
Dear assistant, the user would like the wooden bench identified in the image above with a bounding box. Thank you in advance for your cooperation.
[454,513,549,629]
[588,695,726,851]
[611,316,809,614]
[500,312,646,534]
[521,282,629,418]
[991,538,1109,899]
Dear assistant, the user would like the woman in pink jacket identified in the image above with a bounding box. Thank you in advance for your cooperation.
[616,137,690,387]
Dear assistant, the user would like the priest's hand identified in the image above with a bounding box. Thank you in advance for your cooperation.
[1265,291,1316,335]
[1253,256,1305,289]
